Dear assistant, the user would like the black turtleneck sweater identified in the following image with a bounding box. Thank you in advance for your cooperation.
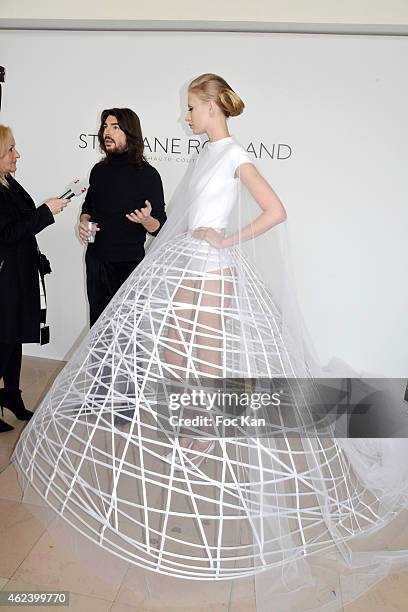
[81,153,166,262]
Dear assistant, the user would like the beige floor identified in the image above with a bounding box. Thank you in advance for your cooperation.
[0,356,407,611]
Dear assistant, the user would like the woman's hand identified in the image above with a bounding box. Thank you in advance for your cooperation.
[126,200,153,224]
[45,198,70,216]
[192,227,225,249]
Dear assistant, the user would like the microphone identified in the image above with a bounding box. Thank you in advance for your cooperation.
[60,178,89,200]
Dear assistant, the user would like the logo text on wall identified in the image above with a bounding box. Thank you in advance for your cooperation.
[78,134,292,163]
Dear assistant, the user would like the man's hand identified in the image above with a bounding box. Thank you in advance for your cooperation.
[78,214,99,243]
[126,200,153,224]
[126,200,160,233]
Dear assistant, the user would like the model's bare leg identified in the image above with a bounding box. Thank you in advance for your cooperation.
[191,268,232,454]
[164,269,232,455]
[163,277,196,378]
[163,276,196,448]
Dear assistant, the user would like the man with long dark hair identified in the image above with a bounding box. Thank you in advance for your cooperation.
[79,108,166,326]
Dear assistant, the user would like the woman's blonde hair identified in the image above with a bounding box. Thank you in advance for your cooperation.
[0,124,12,188]
[188,73,245,118]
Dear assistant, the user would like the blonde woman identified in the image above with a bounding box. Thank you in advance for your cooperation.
[162,73,287,463]
[0,125,69,432]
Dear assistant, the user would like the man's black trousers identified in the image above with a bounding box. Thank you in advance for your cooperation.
[85,249,141,327]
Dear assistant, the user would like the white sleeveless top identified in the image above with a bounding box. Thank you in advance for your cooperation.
[187,137,253,230]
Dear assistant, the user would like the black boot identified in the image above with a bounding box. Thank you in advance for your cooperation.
[0,389,33,421]
[0,412,14,432]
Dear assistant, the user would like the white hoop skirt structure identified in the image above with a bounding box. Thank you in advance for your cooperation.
[12,232,408,585]
[12,138,408,609]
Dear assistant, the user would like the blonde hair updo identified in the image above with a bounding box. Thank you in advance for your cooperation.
[0,124,13,188]
[188,73,245,118]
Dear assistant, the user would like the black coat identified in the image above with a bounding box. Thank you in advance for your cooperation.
[0,176,54,343]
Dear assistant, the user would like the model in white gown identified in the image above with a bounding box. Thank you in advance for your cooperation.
[12,73,408,611]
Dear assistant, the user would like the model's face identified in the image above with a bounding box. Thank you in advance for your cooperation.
[185,92,211,135]
[0,133,20,174]
[102,115,128,153]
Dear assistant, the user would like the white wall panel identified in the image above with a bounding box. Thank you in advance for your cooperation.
[0,30,406,375]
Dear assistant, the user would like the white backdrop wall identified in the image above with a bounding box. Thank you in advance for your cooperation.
[0,30,407,376]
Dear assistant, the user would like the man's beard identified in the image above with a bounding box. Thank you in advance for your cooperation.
[104,140,128,154]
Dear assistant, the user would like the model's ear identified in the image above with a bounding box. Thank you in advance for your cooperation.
[208,100,216,115]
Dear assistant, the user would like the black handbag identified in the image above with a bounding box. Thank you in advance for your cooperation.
[38,251,52,276]
[37,248,51,344]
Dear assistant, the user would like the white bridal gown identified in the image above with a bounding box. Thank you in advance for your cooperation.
[12,137,408,610]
